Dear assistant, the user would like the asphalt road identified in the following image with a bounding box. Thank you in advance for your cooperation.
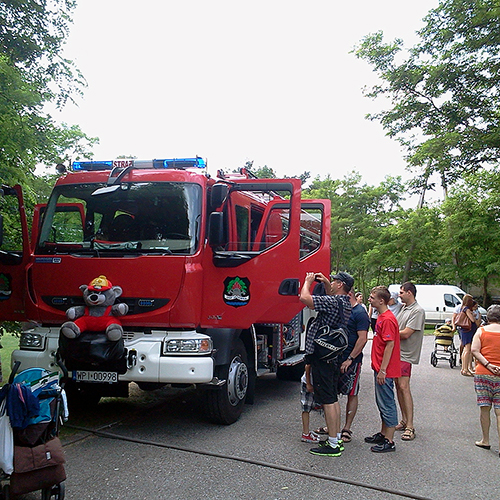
[16,336,500,500]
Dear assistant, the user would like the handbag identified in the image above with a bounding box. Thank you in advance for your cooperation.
[314,325,348,362]
[454,310,472,331]
[0,398,14,474]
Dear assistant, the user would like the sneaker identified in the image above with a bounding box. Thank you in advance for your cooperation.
[309,441,342,457]
[337,439,345,452]
[370,438,396,453]
[301,431,320,443]
[364,432,385,444]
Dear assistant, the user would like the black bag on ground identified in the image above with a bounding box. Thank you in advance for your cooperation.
[313,325,348,362]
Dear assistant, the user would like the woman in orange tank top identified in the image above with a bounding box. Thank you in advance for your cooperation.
[471,305,500,454]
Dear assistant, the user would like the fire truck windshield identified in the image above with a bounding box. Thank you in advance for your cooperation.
[37,182,202,255]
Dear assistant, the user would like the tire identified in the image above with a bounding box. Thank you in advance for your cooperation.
[41,482,65,500]
[276,360,305,381]
[202,339,249,425]
[430,352,438,367]
[2,484,10,500]
[450,354,456,369]
[65,384,101,410]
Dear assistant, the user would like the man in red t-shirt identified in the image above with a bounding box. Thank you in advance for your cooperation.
[364,286,401,452]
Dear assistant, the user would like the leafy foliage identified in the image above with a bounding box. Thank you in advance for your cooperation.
[304,172,406,294]
[0,0,97,195]
[354,0,500,191]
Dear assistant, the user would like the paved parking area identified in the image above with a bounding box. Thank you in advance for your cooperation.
[18,335,500,499]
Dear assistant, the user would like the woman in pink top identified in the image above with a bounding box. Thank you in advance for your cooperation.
[471,305,500,454]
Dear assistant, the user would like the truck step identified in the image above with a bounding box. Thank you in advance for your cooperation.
[278,353,305,367]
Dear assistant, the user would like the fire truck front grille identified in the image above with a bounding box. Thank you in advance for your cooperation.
[122,331,135,342]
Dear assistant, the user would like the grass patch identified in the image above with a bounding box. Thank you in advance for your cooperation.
[0,334,19,383]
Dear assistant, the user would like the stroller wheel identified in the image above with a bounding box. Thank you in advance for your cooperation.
[450,355,457,369]
[430,352,438,367]
[41,481,65,500]
[1,484,10,500]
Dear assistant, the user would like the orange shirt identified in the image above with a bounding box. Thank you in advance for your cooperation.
[475,327,500,375]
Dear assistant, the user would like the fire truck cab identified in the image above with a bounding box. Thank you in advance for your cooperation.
[0,158,330,424]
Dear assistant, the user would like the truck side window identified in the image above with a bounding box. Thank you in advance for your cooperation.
[299,207,322,259]
[444,294,457,308]
[235,205,249,251]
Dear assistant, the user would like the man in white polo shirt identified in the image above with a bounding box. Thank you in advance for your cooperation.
[395,281,425,441]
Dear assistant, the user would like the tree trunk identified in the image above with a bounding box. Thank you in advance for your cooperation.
[402,176,427,282]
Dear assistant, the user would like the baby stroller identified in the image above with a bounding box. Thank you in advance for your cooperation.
[0,361,68,499]
[430,323,458,368]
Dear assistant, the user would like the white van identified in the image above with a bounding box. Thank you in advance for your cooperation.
[388,284,486,326]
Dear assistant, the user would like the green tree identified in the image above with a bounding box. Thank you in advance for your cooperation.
[354,0,500,193]
[305,171,406,294]
[0,1,96,190]
[439,171,500,304]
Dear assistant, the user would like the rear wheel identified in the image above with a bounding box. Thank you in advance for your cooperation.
[203,339,249,425]
[430,352,438,367]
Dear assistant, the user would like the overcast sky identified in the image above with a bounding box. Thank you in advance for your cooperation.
[53,0,439,192]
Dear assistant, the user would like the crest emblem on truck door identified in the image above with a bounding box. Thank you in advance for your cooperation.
[223,277,250,307]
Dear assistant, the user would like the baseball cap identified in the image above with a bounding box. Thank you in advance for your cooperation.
[390,291,399,302]
[330,271,354,291]
[88,275,112,291]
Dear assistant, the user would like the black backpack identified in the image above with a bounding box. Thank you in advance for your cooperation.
[313,325,349,362]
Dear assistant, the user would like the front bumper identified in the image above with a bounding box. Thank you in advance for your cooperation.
[13,327,215,385]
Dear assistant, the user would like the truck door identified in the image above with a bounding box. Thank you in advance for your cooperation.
[0,185,31,321]
[202,179,331,329]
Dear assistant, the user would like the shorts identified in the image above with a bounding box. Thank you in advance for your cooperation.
[400,361,412,378]
[300,381,315,412]
[474,374,500,409]
[310,356,340,405]
[338,361,362,396]
[373,371,398,428]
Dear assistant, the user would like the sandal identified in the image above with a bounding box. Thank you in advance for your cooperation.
[341,429,352,442]
[314,426,329,435]
[395,420,407,431]
[401,428,416,441]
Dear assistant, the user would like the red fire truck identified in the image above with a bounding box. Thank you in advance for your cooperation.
[0,158,330,424]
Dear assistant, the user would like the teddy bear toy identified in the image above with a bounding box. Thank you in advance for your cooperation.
[60,275,129,342]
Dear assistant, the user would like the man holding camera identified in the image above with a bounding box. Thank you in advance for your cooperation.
[300,271,353,457]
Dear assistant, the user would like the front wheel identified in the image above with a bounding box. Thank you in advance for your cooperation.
[202,339,249,425]
[1,484,10,500]
[41,482,65,500]
[450,354,457,369]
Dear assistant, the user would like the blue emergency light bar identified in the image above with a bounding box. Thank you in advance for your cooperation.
[72,157,206,171]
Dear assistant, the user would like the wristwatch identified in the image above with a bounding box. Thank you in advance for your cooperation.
[348,355,354,361]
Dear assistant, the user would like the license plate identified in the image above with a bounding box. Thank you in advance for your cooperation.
[73,371,118,383]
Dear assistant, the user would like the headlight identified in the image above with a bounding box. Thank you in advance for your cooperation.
[163,338,213,355]
[19,332,45,350]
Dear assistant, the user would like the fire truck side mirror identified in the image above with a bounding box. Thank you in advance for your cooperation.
[210,184,229,210]
[208,212,227,248]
